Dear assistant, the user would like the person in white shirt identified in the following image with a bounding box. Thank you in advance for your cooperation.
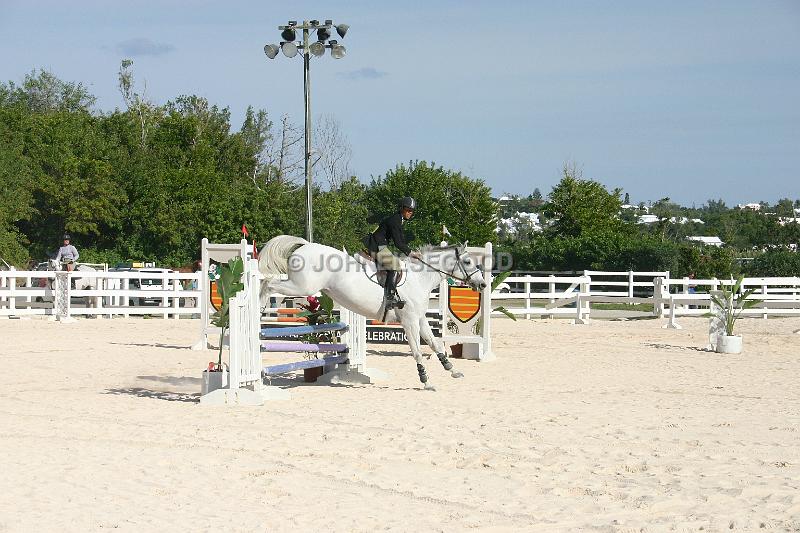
[54,234,79,272]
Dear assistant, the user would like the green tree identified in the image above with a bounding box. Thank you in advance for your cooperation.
[0,109,35,265]
[2,69,95,113]
[775,198,795,217]
[365,161,496,247]
[746,250,800,277]
[542,164,625,238]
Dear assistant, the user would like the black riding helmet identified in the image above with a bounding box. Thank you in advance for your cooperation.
[398,197,417,211]
[63,234,71,240]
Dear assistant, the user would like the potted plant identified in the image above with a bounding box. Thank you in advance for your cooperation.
[708,275,759,354]
[450,270,517,358]
[202,257,244,395]
[297,293,339,382]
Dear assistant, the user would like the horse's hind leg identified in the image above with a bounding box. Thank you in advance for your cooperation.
[401,315,435,391]
[419,316,463,379]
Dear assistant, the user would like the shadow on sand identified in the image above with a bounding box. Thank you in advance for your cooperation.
[103,387,200,403]
[110,342,192,350]
[643,342,711,353]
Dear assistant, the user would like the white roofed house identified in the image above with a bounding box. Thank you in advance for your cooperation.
[668,217,705,225]
[736,203,762,211]
[686,236,724,247]
[637,214,660,224]
[496,212,542,236]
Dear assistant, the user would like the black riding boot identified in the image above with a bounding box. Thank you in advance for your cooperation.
[384,270,398,309]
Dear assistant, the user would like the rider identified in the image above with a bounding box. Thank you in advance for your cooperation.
[54,234,79,272]
[366,197,422,310]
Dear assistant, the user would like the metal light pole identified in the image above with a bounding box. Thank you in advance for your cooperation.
[264,20,348,242]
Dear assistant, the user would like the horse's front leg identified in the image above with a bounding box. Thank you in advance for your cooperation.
[419,316,463,379]
[263,277,320,299]
[401,315,435,391]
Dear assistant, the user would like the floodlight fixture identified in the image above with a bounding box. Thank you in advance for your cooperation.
[263,44,279,59]
[281,41,298,57]
[335,23,348,38]
[330,40,346,59]
[317,27,331,41]
[309,41,326,57]
[281,28,296,41]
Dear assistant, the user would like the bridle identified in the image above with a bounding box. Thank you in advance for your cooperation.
[417,246,483,286]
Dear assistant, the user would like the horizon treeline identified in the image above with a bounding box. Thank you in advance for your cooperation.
[0,68,496,268]
[1,68,799,277]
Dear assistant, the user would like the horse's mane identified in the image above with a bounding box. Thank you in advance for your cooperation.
[417,244,463,255]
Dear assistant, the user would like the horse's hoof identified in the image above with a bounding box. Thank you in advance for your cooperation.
[423,383,437,391]
[450,371,464,379]
[436,352,454,371]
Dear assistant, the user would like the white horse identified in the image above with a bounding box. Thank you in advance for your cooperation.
[258,235,488,390]
[48,259,99,307]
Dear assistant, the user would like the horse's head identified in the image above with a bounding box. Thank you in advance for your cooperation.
[421,244,488,292]
[452,244,488,292]
[48,259,61,271]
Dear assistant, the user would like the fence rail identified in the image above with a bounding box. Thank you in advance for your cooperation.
[0,269,202,318]
[3,267,799,323]
[491,271,800,322]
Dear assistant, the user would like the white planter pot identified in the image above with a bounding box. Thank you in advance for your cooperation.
[201,369,229,395]
[716,335,742,354]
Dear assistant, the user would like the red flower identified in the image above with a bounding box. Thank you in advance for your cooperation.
[305,296,320,311]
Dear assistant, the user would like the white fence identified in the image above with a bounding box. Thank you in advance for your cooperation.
[3,265,799,324]
[490,271,800,322]
[0,268,202,319]
[656,276,800,327]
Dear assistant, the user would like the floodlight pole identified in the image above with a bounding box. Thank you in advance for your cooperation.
[302,22,313,242]
[266,20,347,242]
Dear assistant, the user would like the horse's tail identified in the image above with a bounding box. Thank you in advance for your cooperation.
[258,235,309,281]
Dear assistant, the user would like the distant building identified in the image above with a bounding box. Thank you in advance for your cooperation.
[637,214,660,224]
[737,203,762,211]
[497,212,542,235]
[777,217,800,226]
[687,236,724,247]
[668,216,705,225]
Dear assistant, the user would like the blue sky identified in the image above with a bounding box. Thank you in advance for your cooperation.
[2,0,798,206]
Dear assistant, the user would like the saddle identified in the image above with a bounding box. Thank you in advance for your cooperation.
[354,251,406,288]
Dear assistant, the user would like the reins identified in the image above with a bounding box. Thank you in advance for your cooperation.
[415,247,481,285]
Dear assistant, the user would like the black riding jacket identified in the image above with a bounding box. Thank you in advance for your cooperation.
[370,212,412,256]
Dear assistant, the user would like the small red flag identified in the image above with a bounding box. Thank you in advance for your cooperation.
[242,224,249,237]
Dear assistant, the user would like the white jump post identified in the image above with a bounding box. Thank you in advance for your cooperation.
[663,295,682,329]
[439,242,494,361]
[573,275,591,325]
[50,271,75,323]
[192,238,250,351]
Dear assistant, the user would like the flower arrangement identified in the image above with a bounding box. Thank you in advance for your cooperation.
[208,257,244,371]
[297,293,338,346]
